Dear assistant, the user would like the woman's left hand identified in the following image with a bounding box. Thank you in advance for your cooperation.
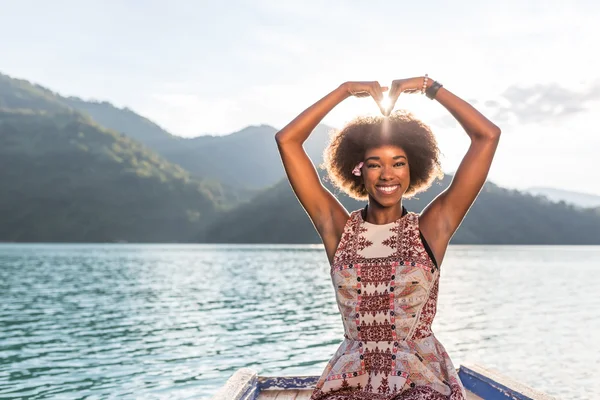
[384,77,426,116]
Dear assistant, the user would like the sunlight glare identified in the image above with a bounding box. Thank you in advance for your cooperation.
[380,94,392,114]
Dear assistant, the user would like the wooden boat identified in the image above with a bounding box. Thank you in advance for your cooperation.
[211,363,556,400]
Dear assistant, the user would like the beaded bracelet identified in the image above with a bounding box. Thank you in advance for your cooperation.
[421,74,429,94]
[425,81,443,100]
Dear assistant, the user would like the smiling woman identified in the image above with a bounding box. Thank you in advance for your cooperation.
[274,77,501,400]
[323,111,443,203]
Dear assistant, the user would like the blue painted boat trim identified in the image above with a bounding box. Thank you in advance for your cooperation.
[258,376,319,390]
[237,385,258,400]
[460,367,528,399]
[458,364,555,400]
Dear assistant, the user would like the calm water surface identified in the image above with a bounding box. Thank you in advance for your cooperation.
[1,244,599,399]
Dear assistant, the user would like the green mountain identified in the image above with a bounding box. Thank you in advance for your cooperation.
[0,73,71,113]
[164,124,332,189]
[64,96,184,153]
[0,108,220,243]
[203,172,600,244]
[0,72,332,189]
[65,97,333,188]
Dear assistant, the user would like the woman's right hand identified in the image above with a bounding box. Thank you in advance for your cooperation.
[341,81,389,115]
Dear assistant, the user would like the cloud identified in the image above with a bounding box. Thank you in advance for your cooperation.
[140,93,244,137]
[394,80,600,133]
[431,115,459,129]
[488,81,600,124]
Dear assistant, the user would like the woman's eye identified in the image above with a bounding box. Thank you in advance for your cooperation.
[394,162,406,167]
[367,164,380,168]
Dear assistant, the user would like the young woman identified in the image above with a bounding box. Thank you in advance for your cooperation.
[275,76,501,399]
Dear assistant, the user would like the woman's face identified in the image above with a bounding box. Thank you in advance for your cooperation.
[362,145,410,207]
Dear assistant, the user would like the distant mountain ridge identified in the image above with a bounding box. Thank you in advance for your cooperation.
[2,70,600,244]
[1,72,333,189]
[202,172,600,245]
[524,187,600,209]
[64,96,184,152]
[62,92,333,189]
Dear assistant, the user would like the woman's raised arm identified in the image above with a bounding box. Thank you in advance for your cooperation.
[275,82,387,261]
[388,76,501,264]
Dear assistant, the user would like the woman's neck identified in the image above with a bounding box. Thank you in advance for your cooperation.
[364,202,404,225]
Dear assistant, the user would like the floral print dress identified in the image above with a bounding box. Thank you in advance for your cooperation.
[310,207,466,400]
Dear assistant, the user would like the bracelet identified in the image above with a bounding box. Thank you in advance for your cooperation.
[421,74,428,94]
[425,80,443,100]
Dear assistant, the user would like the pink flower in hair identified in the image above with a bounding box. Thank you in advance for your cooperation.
[352,162,364,176]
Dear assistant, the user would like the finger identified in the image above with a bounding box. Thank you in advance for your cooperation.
[387,94,400,116]
[387,81,399,101]
[352,87,370,97]
[387,81,403,115]
[369,90,385,115]
[389,91,401,108]
[368,85,387,116]
[371,82,385,102]
[384,82,399,116]
[372,87,386,115]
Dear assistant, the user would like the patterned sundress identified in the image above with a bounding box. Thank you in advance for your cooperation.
[310,206,466,400]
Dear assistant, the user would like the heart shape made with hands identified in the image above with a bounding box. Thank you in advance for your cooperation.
[348,77,425,117]
[383,78,426,116]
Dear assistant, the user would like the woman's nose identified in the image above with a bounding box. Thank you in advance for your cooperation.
[379,165,394,179]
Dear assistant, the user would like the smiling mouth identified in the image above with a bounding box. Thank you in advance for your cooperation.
[376,185,400,195]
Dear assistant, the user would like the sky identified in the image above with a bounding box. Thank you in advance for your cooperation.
[1,0,600,195]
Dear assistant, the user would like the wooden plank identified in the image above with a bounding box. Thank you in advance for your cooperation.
[257,389,301,399]
[466,390,483,400]
[257,390,280,399]
[275,390,299,400]
[294,390,314,400]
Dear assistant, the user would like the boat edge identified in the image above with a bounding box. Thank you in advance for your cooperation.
[459,363,557,400]
[210,363,557,400]
[210,368,258,400]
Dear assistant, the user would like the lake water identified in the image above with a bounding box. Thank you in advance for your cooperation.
[0,244,599,399]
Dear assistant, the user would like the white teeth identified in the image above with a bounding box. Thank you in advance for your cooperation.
[377,185,399,194]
